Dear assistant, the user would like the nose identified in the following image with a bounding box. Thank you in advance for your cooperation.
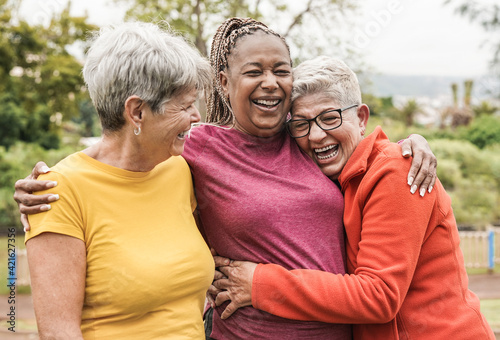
[308,120,326,142]
[261,71,279,90]
[190,104,201,123]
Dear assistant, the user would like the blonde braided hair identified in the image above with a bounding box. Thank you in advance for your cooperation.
[206,17,291,125]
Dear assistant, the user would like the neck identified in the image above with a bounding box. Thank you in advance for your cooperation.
[83,130,166,172]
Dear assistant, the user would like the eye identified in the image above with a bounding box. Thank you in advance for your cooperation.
[320,111,341,125]
[275,69,291,76]
[244,70,262,76]
[290,120,309,131]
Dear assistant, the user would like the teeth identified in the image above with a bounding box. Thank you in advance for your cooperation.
[254,99,279,106]
[314,144,338,160]
[314,145,335,153]
[178,130,190,138]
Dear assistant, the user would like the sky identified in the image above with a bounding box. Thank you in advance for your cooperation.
[17,0,495,78]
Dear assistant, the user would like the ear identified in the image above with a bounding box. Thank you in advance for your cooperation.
[124,95,144,129]
[219,70,229,97]
[357,104,370,135]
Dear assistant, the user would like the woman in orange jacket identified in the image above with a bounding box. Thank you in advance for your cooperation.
[211,56,495,339]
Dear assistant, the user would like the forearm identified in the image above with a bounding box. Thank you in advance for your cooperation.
[253,161,434,323]
[252,264,401,323]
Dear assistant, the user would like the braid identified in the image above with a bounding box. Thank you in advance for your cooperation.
[206,17,291,125]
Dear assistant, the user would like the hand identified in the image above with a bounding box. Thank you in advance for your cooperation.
[212,258,258,320]
[401,134,437,196]
[13,162,59,231]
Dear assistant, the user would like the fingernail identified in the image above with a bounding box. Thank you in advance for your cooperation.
[48,194,59,202]
[225,259,230,265]
[23,226,27,233]
[428,185,433,193]
[410,185,417,194]
[407,177,414,186]
[402,150,411,157]
[47,181,58,188]
[40,204,51,211]
[420,188,426,197]
[41,166,50,173]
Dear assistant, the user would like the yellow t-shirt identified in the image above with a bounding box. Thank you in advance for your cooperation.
[26,152,214,339]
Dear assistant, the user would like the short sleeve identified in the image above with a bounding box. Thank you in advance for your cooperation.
[26,171,85,244]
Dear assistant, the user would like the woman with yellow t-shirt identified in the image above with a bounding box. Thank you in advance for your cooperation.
[23,22,214,339]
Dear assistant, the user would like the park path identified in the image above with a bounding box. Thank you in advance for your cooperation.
[1,274,500,339]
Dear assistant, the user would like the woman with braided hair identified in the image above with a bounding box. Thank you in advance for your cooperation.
[15,18,437,339]
[185,18,437,339]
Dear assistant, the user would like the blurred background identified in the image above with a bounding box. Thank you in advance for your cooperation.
[1,0,499,338]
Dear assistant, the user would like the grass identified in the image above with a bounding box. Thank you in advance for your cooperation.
[467,263,500,276]
[481,299,500,330]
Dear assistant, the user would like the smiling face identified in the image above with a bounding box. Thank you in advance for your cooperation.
[292,92,369,180]
[144,88,201,161]
[220,31,293,137]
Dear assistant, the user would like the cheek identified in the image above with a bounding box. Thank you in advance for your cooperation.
[295,138,311,154]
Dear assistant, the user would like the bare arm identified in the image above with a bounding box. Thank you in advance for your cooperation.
[26,233,86,339]
[13,162,59,231]
[401,134,437,196]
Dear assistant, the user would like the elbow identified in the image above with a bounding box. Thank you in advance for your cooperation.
[38,326,83,340]
[371,296,401,323]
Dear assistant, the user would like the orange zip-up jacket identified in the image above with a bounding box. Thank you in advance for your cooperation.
[252,126,494,339]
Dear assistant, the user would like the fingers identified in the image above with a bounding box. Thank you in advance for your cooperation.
[220,302,238,320]
[213,255,231,267]
[404,135,438,197]
[31,162,51,179]
[14,179,57,197]
[212,278,229,291]
[206,294,215,309]
[21,214,31,232]
[16,193,59,215]
[213,269,226,281]
[400,139,412,158]
[214,288,231,307]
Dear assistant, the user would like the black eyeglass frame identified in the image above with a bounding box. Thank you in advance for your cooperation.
[286,104,359,138]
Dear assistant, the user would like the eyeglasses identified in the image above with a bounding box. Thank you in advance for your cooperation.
[286,104,358,138]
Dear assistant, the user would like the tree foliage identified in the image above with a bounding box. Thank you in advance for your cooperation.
[113,0,358,64]
[0,0,97,149]
[445,0,500,71]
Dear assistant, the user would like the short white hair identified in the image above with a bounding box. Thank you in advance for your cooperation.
[83,22,212,131]
[291,56,361,109]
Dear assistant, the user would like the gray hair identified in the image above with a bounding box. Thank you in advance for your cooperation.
[291,56,362,109]
[83,22,212,131]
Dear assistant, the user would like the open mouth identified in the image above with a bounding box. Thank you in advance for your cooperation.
[314,144,339,160]
[177,129,191,139]
[253,99,281,109]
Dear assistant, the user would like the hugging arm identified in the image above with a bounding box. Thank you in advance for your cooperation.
[213,162,433,322]
[14,135,436,231]
[26,233,86,339]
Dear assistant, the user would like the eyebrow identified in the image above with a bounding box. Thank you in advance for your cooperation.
[242,61,291,68]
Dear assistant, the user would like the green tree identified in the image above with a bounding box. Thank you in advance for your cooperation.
[0,0,97,148]
[446,1,500,76]
[114,0,357,63]
[463,115,500,149]
[396,99,422,127]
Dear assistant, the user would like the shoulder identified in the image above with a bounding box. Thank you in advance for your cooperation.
[38,152,87,184]
[183,124,231,164]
